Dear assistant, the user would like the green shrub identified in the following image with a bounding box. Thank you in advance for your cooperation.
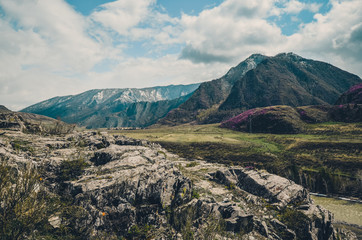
[186,162,198,168]
[11,139,34,153]
[58,158,89,182]
[126,224,154,239]
[278,208,310,240]
[0,160,59,240]
[191,190,200,199]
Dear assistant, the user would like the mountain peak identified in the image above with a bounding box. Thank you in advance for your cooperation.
[225,53,267,78]
[219,53,361,113]
[274,52,305,61]
[248,53,267,59]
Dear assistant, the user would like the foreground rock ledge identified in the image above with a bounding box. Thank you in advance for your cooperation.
[0,129,357,239]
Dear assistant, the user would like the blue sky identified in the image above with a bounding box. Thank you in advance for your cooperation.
[66,0,225,17]
[0,0,362,110]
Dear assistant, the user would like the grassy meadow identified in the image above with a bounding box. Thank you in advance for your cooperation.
[108,122,362,198]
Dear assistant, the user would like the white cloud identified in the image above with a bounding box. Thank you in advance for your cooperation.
[0,0,107,72]
[177,0,362,78]
[0,0,361,111]
[0,0,111,110]
[289,0,362,75]
[90,0,154,36]
[283,0,321,14]
[178,0,286,63]
[86,55,230,89]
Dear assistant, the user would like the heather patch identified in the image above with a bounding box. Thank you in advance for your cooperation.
[336,83,362,105]
[220,106,305,134]
[220,107,272,130]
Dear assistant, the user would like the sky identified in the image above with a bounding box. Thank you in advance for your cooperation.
[0,0,361,110]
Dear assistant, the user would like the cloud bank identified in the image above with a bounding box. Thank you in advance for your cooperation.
[0,0,361,110]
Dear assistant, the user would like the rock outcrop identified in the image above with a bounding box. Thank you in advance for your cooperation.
[0,107,74,134]
[0,128,357,239]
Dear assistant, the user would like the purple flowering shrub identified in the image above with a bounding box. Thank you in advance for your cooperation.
[329,103,362,122]
[220,107,271,129]
[297,105,332,123]
[337,83,362,104]
[346,83,362,94]
[349,84,362,104]
[220,105,306,134]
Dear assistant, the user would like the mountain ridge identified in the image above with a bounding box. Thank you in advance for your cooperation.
[158,54,267,125]
[161,52,361,125]
[21,84,200,128]
[221,52,361,110]
[21,53,362,128]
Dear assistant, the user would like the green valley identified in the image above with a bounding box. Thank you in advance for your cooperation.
[112,122,362,198]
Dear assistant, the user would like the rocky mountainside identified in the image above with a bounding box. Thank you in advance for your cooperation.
[217,53,361,119]
[158,54,267,125]
[71,93,193,128]
[21,84,200,128]
[0,126,357,239]
[160,53,361,125]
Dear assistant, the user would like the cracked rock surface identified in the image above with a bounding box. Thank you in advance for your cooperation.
[0,129,357,239]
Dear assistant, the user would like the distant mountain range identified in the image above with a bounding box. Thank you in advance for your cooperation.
[160,53,362,125]
[21,53,361,128]
[21,84,199,128]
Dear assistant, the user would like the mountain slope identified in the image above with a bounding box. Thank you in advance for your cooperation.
[21,84,199,128]
[79,93,193,128]
[160,53,361,125]
[335,83,362,104]
[220,53,361,112]
[159,54,267,125]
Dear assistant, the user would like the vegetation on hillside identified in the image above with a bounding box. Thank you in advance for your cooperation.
[0,159,59,239]
[116,122,362,198]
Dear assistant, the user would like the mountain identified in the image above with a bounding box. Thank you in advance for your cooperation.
[21,84,199,128]
[335,83,362,105]
[158,54,267,125]
[219,53,361,113]
[160,53,362,125]
[78,93,193,128]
